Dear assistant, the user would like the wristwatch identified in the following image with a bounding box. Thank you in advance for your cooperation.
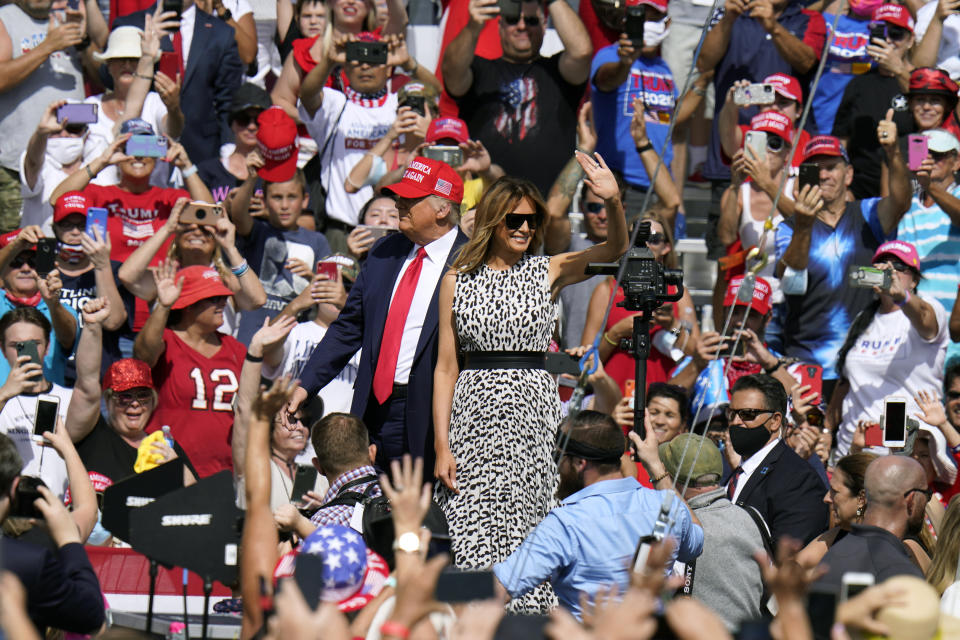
[393,531,421,554]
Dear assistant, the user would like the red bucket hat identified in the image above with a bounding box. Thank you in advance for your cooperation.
[907,68,959,107]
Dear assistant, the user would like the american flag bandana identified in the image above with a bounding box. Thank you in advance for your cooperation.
[344,85,389,108]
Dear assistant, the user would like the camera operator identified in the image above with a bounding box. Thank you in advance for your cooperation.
[0,432,105,635]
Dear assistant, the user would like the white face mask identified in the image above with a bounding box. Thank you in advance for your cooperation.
[46,137,84,167]
[643,17,670,48]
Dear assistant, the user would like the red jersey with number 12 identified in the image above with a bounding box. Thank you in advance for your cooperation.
[147,328,246,478]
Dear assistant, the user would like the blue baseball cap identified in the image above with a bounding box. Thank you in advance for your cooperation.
[120,118,154,135]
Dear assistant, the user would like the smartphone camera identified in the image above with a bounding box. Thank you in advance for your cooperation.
[11,476,47,519]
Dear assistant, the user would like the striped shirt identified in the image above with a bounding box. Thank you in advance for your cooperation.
[309,465,381,529]
[897,184,960,362]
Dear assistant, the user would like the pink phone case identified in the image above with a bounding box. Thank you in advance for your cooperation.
[908,134,928,171]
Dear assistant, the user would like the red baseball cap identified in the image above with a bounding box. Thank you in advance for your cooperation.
[383,157,464,204]
[0,230,34,250]
[256,106,299,183]
[426,117,469,145]
[723,275,772,316]
[873,239,920,269]
[103,358,155,392]
[802,135,850,163]
[53,191,89,223]
[764,73,803,105]
[171,265,234,310]
[750,110,793,141]
[872,3,914,32]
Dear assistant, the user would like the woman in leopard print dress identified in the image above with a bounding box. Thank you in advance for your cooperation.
[432,153,628,613]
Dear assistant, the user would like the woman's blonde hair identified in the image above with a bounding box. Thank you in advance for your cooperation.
[452,176,547,274]
[168,229,231,282]
[926,495,960,594]
[321,0,378,56]
[640,208,677,270]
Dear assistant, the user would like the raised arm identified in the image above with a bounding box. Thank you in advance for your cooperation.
[23,101,67,192]
[593,34,640,93]
[916,156,960,227]
[549,0,592,85]
[42,421,98,542]
[549,152,629,294]
[0,15,82,93]
[65,298,111,442]
[913,0,954,69]
[433,271,460,493]
[776,184,822,277]
[166,141,213,202]
[271,54,307,123]
[240,377,294,637]
[883,261,939,341]
[232,317,297,473]
[213,216,267,310]
[38,270,78,352]
[717,170,744,248]
[118,198,186,300]
[442,0,497,98]
[227,151,262,237]
[697,1,745,72]
[544,102,595,255]
[80,230,127,331]
[876,110,911,234]
[300,36,344,117]
[751,0,820,73]
[133,260,182,367]
[718,81,748,160]
[630,97,681,216]
[49,135,131,206]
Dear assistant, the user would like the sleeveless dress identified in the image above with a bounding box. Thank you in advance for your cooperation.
[435,254,561,613]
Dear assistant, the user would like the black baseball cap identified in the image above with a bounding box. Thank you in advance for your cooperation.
[229,83,271,121]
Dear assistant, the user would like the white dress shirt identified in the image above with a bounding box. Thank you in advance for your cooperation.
[388,227,459,385]
[179,6,196,69]
[731,437,780,503]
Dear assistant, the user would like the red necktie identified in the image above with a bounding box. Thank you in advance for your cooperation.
[172,28,185,78]
[373,247,428,404]
[727,466,743,500]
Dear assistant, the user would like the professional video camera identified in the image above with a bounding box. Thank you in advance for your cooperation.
[587,221,684,437]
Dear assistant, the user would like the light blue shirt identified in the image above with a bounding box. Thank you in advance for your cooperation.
[0,295,78,386]
[493,476,703,619]
[897,184,960,365]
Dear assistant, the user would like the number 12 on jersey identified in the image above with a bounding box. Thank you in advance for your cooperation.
[189,367,239,411]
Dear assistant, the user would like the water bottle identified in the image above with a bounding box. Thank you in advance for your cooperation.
[701,304,715,334]
[162,425,174,448]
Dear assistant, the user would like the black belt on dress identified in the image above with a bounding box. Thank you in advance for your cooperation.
[461,351,547,370]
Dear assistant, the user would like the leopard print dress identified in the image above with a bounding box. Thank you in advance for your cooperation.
[435,254,561,613]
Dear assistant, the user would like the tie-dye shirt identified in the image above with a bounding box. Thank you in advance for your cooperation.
[775,198,889,379]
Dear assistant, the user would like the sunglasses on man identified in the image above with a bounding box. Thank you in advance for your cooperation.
[502,13,541,26]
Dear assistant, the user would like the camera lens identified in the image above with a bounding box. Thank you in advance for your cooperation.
[197,209,206,219]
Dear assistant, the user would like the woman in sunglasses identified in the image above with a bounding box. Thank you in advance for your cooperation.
[433,153,628,613]
[830,240,950,457]
[716,111,795,330]
[580,208,699,397]
[118,198,266,332]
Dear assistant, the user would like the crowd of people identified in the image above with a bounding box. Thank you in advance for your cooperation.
[2,0,960,635]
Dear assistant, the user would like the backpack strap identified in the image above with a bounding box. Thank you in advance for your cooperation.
[737,501,774,556]
[318,475,379,509]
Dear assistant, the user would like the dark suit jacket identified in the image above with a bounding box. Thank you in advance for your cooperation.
[114,5,243,163]
[733,440,829,546]
[300,229,468,459]
[3,539,105,633]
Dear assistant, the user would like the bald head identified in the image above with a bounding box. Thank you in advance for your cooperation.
[864,456,926,510]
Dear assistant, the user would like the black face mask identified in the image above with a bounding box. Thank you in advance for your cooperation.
[729,421,773,460]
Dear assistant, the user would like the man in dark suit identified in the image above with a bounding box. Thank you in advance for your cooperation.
[0,433,104,634]
[292,158,467,472]
[113,1,243,163]
[724,373,829,546]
